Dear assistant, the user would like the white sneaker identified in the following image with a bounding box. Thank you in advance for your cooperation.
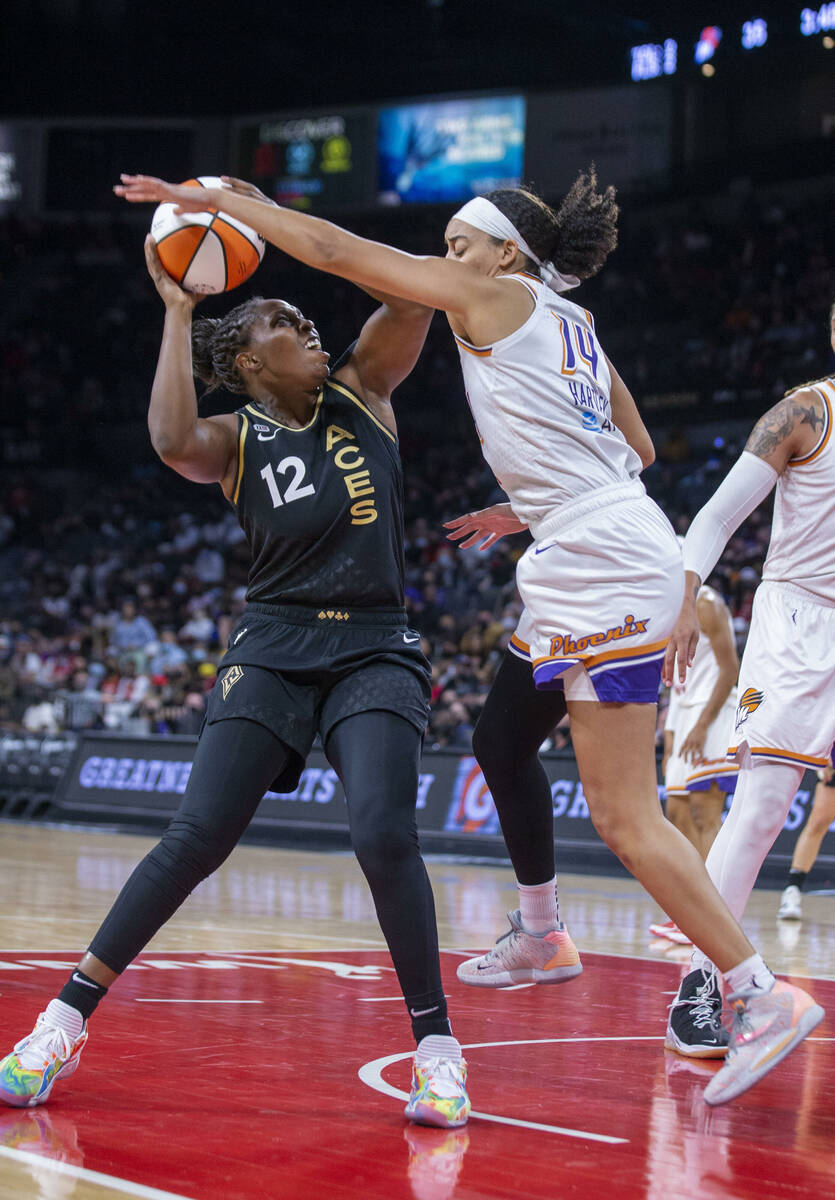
[456,909,582,988]
[777,885,803,920]
[703,980,824,1106]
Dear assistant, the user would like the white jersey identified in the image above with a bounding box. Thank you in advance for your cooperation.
[679,586,738,709]
[762,376,835,603]
[453,272,643,535]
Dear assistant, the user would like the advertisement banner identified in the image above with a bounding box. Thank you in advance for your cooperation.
[237,111,376,211]
[51,733,830,875]
[378,95,525,205]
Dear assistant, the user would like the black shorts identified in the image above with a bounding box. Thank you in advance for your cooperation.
[204,603,431,792]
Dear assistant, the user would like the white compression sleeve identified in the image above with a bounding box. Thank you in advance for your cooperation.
[682,451,778,584]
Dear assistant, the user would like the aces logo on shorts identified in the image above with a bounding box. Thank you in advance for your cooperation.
[735,686,764,729]
[221,664,245,700]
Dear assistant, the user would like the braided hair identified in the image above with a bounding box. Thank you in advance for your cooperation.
[191,297,264,394]
[486,166,619,282]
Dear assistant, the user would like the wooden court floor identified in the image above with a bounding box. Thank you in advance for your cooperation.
[0,822,833,1200]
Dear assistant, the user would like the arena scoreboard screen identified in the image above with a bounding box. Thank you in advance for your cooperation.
[237,112,376,211]
[377,95,526,205]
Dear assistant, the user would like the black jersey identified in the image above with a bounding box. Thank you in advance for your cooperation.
[230,375,406,608]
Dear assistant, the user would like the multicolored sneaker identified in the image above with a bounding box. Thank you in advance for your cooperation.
[703,980,824,1106]
[404,1038,470,1129]
[0,1014,88,1108]
[456,910,582,988]
[665,967,729,1058]
[649,919,693,946]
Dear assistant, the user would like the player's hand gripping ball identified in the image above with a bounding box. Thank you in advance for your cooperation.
[151,176,266,294]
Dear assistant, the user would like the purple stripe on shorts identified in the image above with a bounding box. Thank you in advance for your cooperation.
[531,659,575,691]
[686,772,738,795]
[589,657,663,703]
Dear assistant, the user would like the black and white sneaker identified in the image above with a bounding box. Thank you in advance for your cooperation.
[664,967,729,1059]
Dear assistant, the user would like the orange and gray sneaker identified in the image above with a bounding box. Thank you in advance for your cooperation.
[0,1011,88,1108]
[404,1036,470,1129]
[703,979,824,1106]
[456,909,582,988]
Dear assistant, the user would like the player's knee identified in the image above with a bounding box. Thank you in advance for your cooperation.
[350,818,417,876]
[156,817,236,885]
[472,716,530,783]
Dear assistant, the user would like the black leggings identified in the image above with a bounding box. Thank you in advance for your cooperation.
[89,711,446,1030]
[471,650,567,885]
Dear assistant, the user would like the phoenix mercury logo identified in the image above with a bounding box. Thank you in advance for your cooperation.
[735,686,764,729]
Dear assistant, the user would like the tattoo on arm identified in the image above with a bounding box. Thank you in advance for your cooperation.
[745,393,823,459]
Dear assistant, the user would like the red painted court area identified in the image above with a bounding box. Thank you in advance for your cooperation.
[0,950,833,1200]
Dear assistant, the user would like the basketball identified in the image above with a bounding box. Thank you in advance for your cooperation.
[150,176,266,294]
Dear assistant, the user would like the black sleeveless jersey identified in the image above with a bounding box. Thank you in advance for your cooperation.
[229,375,406,608]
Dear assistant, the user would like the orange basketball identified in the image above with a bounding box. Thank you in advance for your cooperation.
[150,176,266,294]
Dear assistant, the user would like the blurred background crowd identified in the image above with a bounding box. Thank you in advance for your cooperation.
[1,178,833,753]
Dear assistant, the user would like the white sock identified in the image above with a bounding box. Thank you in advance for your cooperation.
[45,998,84,1039]
[517,877,560,933]
[689,947,713,975]
[415,1034,461,1064]
[723,953,776,997]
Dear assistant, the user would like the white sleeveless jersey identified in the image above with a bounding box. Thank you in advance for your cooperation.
[453,272,643,534]
[679,586,737,709]
[762,376,835,603]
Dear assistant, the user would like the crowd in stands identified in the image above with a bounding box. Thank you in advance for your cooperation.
[1,178,832,756]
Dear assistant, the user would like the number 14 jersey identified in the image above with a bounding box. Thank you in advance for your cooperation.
[230,375,406,608]
[453,271,643,538]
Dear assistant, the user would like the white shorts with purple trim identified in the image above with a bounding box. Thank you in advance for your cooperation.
[510,481,684,704]
[729,580,835,772]
[665,693,739,796]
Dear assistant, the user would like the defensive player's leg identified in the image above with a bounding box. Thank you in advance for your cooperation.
[568,699,755,970]
[701,758,805,924]
[471,649,567,885]
[0,717,291,1108]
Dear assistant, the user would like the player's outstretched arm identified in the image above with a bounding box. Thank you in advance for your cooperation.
[144,237,237,490]
[115,174,495,318]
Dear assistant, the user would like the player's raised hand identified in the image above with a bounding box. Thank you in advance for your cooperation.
[143,236,200,310]
[114,174,219,213]
[219,176,277,207]
[444,503,527,551]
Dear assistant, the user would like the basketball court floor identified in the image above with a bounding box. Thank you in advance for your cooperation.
[0,823,833,1200]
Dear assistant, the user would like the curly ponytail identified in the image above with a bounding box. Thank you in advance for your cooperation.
[487,165,619,282]
[191,298,263,394]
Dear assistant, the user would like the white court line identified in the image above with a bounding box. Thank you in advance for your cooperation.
[0,1146,195,1200]
[358,1037,662,1143]
[135,999,264,1004]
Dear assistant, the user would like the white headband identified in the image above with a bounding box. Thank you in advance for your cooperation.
[452,196,581,294]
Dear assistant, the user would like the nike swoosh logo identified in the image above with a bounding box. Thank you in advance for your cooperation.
[233,628,248,644]
[72,973,99,989]
[403,634,421,644]
[534,542,557,555]
[409,1005,439,1018]
[257,432,279,441]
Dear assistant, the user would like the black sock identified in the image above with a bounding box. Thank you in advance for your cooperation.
[57,969,109,1021]
[405,991,452,1045]
[788,869,808,892]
